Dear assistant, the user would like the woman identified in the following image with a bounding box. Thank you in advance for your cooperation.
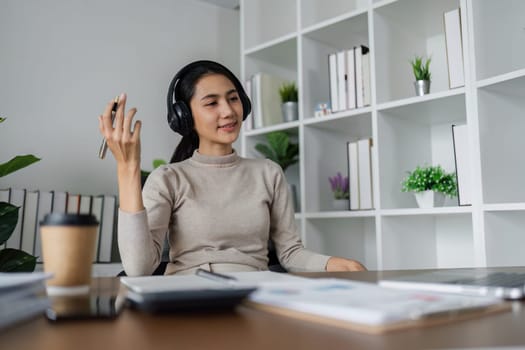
[99,60,366,276]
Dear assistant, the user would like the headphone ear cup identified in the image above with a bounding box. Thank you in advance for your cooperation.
[168,101,193,136]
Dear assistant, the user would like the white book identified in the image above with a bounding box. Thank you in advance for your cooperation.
[255,72,287,127]
[6,188,26,249]
[91,196,104,262]
[361,47,371,107]
[52,191,68,213]
[357,138,373,210]
[79,194,92,214]
[444,8,465,89]
[336,50,347,111]
[452,124,472,205]
[347,142,360,210]
[346,48,356,110]
[34,191,53,261]
[354,46,364,108]
[67,194,80,214]
[328,53,339,112]
[99,195,116,262]
[251,74,263,129]
[20,190,39,255]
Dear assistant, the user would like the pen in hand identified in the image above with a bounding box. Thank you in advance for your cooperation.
[98,95,119,159]
[195,268,238,285]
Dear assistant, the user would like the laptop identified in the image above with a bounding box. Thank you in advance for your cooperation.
[378,268,525,300]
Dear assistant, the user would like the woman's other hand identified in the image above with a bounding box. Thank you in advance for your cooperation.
[326,256,367,272]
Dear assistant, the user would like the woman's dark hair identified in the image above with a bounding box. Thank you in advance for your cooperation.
[170,63,236,163]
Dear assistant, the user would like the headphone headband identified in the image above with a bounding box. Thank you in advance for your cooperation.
[166,60,251,136]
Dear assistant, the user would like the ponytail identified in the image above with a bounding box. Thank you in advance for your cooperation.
[170,130,199,163]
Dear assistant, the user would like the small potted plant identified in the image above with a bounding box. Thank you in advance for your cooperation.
[401,164,457,208]
[410,55,432,96]
[279,81,298,122]
[255,131,299,210]
[0,117,39,272]
[329,172,349,210]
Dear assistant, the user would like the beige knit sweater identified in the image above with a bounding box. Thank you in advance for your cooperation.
[118,150,330,276]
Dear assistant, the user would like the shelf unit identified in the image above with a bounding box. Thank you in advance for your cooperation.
[240,0,525,270]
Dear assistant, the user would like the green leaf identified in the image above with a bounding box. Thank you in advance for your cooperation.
[0,202,19,245]
[0,155,41,178]
[0,248,37,272]
[255,144,276,162]
[152,159,167,169]
[267,132,288,159]
[0,117,5,123]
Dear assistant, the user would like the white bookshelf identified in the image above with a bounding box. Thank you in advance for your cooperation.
[240,0,525,270]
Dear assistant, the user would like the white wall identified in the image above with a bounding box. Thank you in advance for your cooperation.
[0,0,240,196]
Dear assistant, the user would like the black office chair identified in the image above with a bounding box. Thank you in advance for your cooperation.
[117,239,286,276]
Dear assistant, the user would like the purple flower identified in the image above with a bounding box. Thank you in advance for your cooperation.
[328,172,349,199]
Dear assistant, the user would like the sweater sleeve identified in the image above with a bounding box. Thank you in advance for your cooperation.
[117,167,172,276]
[267,161,331,272]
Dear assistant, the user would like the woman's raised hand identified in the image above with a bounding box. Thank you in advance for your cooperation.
[98,93,141,168]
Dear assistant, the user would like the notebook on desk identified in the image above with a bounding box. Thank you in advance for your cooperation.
[378,268,525,300]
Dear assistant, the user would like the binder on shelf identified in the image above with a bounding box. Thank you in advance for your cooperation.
[52,191,68,213]
[91,196,104,262]
[34,191,53,261]
[444,8,465,89]
[346,48,356,110]
[336,50,347,111]
[252,72,287,128]
[20,190,39,255]
[328,53,339,113]
[354,45,370,108]
[452,124,472,206]
[98,195,116,262]
[357,138,373,210]
[7,188,26,250]
[347,141,360,210]
[79,194,92,214]
[67,194,80,214]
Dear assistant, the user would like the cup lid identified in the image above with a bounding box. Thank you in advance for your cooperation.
[40,213,99,226]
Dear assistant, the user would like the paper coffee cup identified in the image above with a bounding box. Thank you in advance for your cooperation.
[40,213,99,295]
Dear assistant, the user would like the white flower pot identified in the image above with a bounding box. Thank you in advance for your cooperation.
[414,191,445,208]
[332,199,349,210]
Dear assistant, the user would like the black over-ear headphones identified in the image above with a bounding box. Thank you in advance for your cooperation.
[166,60,251,136]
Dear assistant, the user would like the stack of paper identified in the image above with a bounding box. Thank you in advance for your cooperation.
[0,272,51,330]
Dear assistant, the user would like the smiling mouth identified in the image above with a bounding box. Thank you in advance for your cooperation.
[218,121,237,129]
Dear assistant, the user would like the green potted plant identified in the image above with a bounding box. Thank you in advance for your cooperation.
[328,172,349,210]
[279,81,298,122]
[255,131,299,210]
[410,55,432,96]
[401,164,457,208]
[0,117,40,272]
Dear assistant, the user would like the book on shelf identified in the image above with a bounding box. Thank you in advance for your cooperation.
[354,45,371,108]
[347,141,360,210]
[98,195,117,263]
[91,195,104,262]
[20,190,39,255]
[34,190,53,261]
[243,78,254,131]
[328,52,339,112]
[67,193,80,214]
[249,72,287,128]
[52,191,68,213]
[346,48,356,110]
[336,50,347,111]
[0,188,10,249]
[357,138,374,210]
[79,194,92,214]
[444,8,465,89]
[6,188,26,250]
[452,124,472,206]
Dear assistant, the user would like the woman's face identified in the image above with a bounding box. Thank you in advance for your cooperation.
[190,73,243,156]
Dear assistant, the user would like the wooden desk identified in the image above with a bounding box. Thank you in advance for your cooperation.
[2,269,525,350]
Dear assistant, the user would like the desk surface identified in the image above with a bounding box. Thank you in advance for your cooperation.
[2,268,525,350]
